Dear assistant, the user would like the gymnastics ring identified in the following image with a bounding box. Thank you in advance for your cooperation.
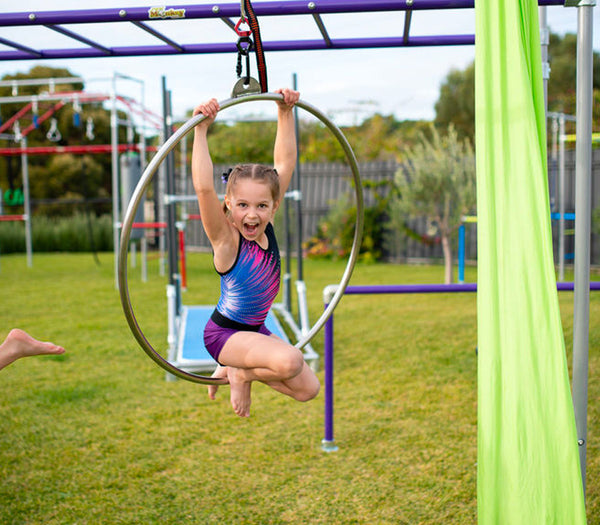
[118,93,364,384]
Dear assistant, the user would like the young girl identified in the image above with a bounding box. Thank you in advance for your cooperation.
[192,88,320,417]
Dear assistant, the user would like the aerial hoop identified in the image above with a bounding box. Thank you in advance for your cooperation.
[118,92,364,384]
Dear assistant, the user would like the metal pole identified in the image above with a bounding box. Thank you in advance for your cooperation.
[281,72,295,315]
[20,139,32,267]
[157,130,166,277]
[140,79,147,172]
[162,77,179,297]
[558,114,566,282]
[458,224,465,283]
[111,73,120,288]
[540,6,549,110]
[321,295,337,452]
[292,73,309,333]
[571,0,594,495]
[293,74,303,281]
[550,114,558,213]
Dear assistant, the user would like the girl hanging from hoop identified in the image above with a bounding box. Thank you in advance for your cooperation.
[192,88,320,417]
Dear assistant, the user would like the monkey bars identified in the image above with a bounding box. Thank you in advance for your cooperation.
[0,0,564,60]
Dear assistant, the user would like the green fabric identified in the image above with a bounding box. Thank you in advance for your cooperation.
[475,1,587,523]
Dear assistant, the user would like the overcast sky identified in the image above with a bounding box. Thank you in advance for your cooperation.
[0,1,597,127]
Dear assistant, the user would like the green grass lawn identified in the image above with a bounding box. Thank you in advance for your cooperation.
[0,252,598,524]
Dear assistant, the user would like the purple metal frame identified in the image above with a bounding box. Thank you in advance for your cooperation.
[0,0,563,61]
[322,281,600,451]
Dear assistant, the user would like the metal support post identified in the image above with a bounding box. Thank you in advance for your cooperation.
[20,140,32,267]
[571,0,595,495]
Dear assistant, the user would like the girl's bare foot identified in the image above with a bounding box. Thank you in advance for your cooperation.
[227,367,252,417]
[6,329,64,358]
[207,365,228,400]
[0,329,64,371]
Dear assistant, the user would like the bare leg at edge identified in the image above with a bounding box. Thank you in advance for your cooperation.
[0,328,65,371]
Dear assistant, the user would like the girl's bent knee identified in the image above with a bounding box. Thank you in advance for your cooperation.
[295,381,320,402]
[276,351,305,379]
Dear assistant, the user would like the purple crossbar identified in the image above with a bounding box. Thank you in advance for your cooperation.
[322,281,600,450]
[0,0,564,61]
[0,1,476,26]
[0,35,476,61]
[343,282,600,294]
[0,0,565,26]
[344,283,477,294]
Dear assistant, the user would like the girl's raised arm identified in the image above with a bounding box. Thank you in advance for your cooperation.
[273,88,299,198]
[191,99,232,246]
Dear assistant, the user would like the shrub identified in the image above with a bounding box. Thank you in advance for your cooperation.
[304,179,392,262]
[0,213,113,253]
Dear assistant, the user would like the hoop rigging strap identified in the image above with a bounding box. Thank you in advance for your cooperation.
[243,0,268,93]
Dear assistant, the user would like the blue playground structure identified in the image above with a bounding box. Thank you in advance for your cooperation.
[169,305,291,374]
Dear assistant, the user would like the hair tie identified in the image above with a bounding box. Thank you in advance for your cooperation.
[221,168,232,184]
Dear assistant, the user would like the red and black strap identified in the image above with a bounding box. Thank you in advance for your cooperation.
[243,0,268,93]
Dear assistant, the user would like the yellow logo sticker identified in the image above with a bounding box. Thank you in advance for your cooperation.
[148,6,186,19]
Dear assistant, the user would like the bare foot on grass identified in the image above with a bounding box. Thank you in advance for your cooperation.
[0,329,65,371]
[207,364,228,400]
[227,367,252,418]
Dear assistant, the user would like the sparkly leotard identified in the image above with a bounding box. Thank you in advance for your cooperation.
[203,223,280,363]
[215,222,280,326]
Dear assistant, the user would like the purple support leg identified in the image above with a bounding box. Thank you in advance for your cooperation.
[321,281,600,451]
[322,304,338,452]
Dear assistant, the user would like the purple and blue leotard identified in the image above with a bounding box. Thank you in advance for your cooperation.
[204,223,280,363]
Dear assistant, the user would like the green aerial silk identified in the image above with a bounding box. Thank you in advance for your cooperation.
[475,1,587,523]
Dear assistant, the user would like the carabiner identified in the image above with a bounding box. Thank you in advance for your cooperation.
[234,17,251,37]
[236,35,253,55]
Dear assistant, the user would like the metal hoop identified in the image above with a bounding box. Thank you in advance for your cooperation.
[118,93,364,384]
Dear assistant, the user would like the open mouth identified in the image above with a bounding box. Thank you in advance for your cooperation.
[243,223,259,236]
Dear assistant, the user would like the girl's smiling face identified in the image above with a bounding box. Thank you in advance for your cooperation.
[225,179,279,241]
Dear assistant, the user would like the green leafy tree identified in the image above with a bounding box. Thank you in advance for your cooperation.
[434,62,475,140]
[434,33,600,142]
[183,107,431,163]
[304,178,392,263]
[203,120,278,164]
[300,116,432,162]
[300,120,347,162]
[390,125,476,283]
[28,154,107,217]
[345,114,403,161]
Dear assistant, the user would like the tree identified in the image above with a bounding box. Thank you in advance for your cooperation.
[434,33,600,142]
[346,114,403,161]
[390,125,476,283]
[182,105,431,163]
[203,120,278,165]
[434,62,475,140]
